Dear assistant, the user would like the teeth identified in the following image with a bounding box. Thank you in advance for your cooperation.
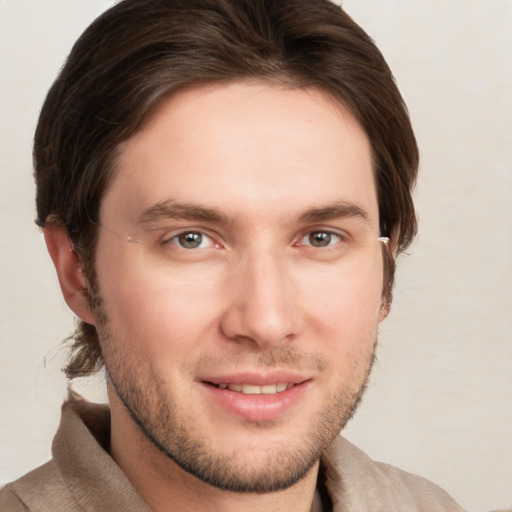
[260,384,277,394]
[242,384,261,394]
[217,383,291,395]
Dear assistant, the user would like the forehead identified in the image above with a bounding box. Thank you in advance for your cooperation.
[102,80,377,227]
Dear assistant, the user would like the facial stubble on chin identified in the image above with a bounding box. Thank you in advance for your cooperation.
[95,301,377,494]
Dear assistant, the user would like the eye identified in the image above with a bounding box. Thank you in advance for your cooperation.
[299,230,343,248]
[167,231,215,249]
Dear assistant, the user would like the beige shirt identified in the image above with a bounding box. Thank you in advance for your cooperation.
[0,398,466,511]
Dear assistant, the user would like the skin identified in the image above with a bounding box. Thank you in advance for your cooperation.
[46,81,389,512]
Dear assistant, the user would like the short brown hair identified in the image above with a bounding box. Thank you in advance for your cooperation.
[34,0,418,378]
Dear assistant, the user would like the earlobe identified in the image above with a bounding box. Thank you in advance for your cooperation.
[43,224,96,325]
[378,300,391,322]
[379,225,400,323]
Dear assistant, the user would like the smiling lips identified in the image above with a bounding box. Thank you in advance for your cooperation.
[199,366,314,421]
[214,382,292,394]
[202,377,311,421]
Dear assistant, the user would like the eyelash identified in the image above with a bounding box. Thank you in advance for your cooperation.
[161,228,348,250]
[295,230,346,249]
[163,231,218,250]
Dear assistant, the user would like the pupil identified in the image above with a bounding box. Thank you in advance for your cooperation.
[179,232,202,248]
[310,231,331,247]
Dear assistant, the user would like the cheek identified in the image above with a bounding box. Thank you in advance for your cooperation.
[301,263,384,327]
[97,258,225,359]
[299,265,382,372]
[95,237,385,363]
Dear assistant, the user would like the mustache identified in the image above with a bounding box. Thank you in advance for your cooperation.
[188,346,329,374]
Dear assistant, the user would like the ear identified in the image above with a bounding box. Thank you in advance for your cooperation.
[378,226,399,323]
[378,300,391,322]
[43,224,96,325]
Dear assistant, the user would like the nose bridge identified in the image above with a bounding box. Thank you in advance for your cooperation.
[221,246,301,347]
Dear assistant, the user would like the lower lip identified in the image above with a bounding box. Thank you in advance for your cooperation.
[200,381,310,422]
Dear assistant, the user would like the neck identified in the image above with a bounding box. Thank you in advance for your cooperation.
[108,391,320,512]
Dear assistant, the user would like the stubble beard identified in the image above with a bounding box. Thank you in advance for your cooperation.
[97,308,376,494]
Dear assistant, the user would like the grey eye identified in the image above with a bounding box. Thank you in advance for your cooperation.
[175,232,205,249]
[308,231,334,247]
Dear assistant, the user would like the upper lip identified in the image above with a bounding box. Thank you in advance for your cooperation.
[198,370,312,386]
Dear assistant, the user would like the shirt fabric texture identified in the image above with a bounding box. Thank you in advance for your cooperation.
[0,397,466,511]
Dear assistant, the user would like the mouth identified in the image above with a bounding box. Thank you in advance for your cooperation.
[200,376,312,421]
[208,382,296,395]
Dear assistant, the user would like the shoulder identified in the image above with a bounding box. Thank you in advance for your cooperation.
[0,460,79,511]
[0,485,27,512]
[322,436,467,511]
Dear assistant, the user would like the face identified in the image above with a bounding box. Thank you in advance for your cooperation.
[94,81,386,492]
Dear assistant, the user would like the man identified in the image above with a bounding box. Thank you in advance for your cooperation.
[0,0,466,510]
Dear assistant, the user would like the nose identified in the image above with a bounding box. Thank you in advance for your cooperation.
[220,250,303,348]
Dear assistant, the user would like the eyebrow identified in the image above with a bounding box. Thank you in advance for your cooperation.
[137,199,230,225]
[137,198,370,226]
[297,201,371,224]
